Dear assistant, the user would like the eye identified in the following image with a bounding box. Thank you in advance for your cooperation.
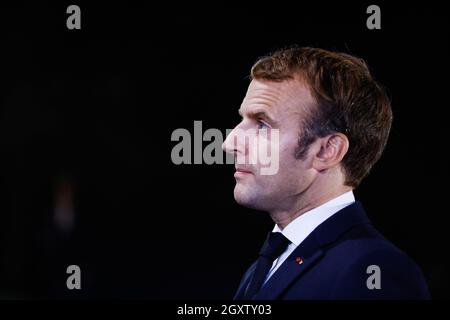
[257,120,270,130]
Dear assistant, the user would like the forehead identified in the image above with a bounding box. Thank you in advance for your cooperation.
[239,78,315,118]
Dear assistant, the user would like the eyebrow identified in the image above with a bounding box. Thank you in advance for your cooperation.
[238,108,278,125]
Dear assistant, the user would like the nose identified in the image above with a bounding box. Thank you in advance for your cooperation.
[222,127,236,155]
[222,126,244,156]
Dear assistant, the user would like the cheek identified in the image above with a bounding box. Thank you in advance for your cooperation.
[278,136,299,165]
[276,142,311,184]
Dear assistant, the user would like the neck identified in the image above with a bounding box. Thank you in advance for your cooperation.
[269,183,352,230]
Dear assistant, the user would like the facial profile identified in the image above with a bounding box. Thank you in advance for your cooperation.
[222,76,337,213]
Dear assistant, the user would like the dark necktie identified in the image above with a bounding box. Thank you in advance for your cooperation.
[243,232,291,299]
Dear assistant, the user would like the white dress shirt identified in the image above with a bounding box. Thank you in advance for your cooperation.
[263,190,355,284]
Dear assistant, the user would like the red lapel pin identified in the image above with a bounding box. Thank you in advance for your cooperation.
[295,257,303,265]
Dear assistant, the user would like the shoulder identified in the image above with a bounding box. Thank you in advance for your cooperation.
[326,224,430,299]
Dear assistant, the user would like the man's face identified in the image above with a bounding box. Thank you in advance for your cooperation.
[222,78,318,213]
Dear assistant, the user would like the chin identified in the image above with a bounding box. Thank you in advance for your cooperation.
[234,185,252,206]
[233,185,264,210]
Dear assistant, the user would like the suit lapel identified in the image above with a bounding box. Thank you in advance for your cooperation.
[252,231,324,300]
[233,262,257,299]
[251,201,371,300]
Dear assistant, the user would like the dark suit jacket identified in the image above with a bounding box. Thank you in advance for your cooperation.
[234,201,430,300]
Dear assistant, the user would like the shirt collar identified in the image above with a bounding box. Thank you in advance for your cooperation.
[272,191,355,246]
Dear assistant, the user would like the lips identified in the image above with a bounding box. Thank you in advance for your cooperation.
[235,166,253,174]
[234,166,253,179]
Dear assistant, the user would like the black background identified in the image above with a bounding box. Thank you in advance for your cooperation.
[0,1,448,299]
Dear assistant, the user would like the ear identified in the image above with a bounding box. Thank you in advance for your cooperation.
[312,133,349,172]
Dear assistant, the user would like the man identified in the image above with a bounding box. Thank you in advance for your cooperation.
[222,47,430,299]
